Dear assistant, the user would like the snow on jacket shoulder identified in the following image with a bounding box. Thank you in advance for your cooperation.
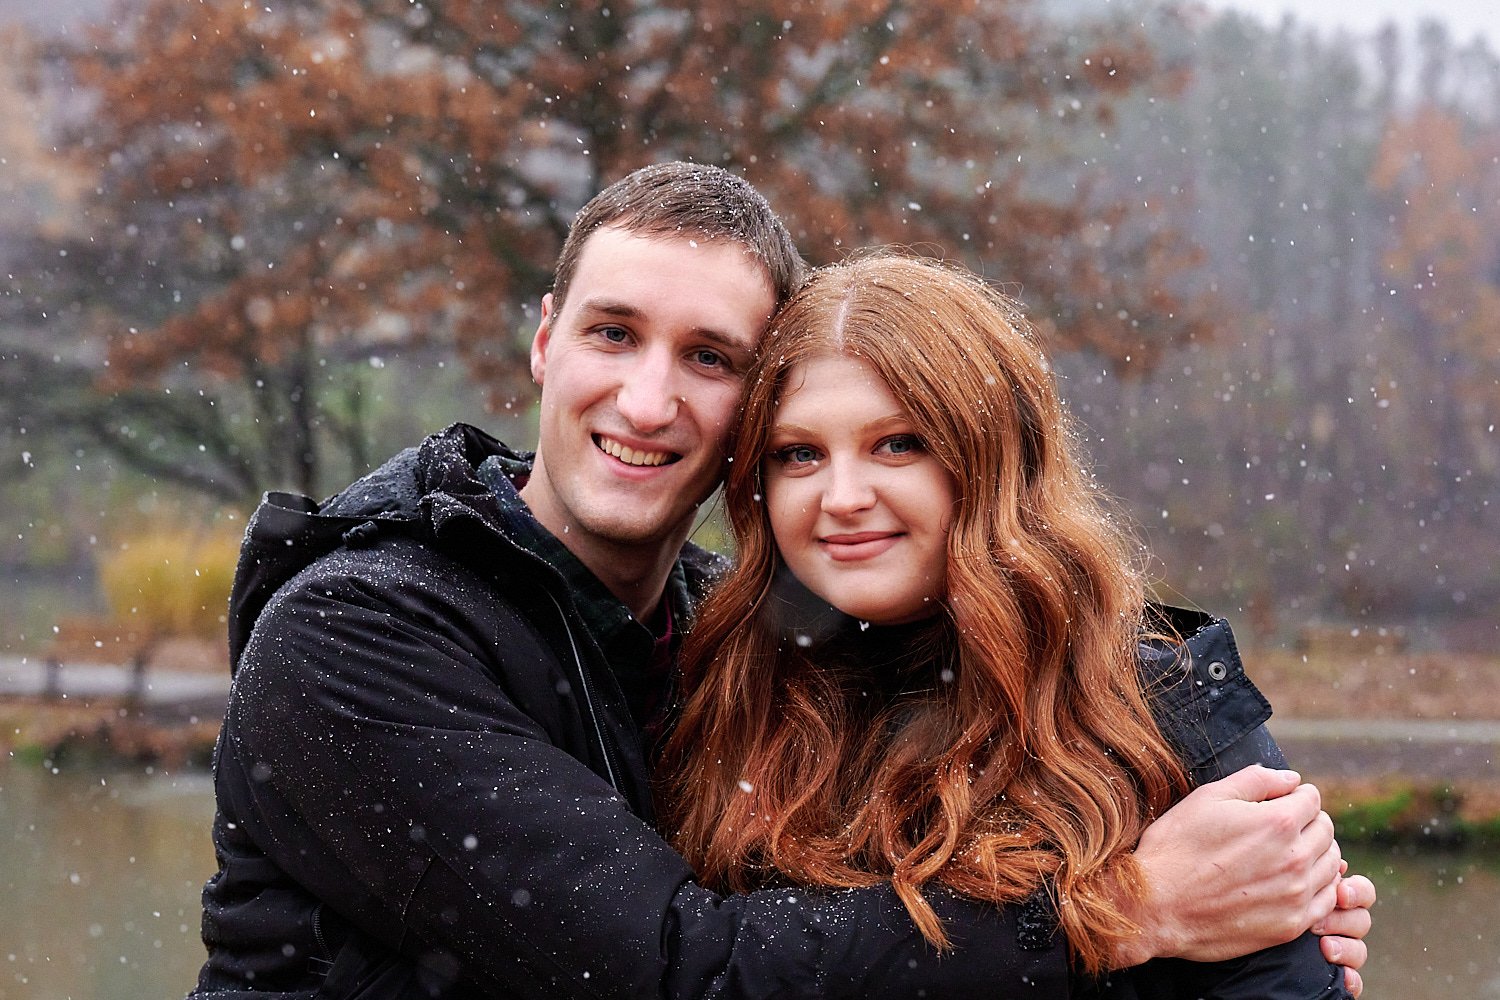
[191,423,1069,1000]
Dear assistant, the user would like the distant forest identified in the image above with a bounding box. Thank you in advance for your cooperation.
[0,0,1494,647]
[1056,10,1498,643]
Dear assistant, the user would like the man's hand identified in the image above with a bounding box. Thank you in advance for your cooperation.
[1315,863,1376,998]
[1113,765,1343,968]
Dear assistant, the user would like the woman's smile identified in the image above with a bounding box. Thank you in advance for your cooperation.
[818,531,903,561]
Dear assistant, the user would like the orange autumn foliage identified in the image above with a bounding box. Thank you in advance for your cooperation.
[43,0,1208,496]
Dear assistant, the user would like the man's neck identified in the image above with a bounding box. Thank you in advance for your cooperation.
[560,531,679,624]
[514,493,680,625]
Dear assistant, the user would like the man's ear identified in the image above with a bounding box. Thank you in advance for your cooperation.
[529,293,555,385]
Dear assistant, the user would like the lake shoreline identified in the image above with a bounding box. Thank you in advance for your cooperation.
[4,693,1498,850]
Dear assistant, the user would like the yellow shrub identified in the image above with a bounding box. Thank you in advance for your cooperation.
[96,524,242,640]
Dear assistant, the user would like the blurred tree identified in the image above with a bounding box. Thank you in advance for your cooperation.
[8,0,1207,500]
[1064,12,1500,628]
[1370,106,1500,496]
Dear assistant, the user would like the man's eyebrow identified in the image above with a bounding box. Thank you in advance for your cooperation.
[696,326,756,359]
[575,298,756,358]
[575,298,643,320]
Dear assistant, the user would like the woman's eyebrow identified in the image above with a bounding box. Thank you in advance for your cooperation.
[766,420,815,440]
[766,413,909,439]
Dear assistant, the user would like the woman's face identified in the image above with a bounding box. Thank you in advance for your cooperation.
[763,351,957,625]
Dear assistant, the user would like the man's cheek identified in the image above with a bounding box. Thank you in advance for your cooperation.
[707,407,741,444]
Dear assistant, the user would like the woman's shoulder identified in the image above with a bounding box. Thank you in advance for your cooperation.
[1138,604,1274,775]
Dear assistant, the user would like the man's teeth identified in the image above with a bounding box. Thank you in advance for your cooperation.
[598,437,671,467]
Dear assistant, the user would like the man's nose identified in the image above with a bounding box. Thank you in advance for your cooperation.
[615,352,680,433]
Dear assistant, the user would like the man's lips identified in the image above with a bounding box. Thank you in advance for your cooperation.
[819,531,901,561]
[594,434,679,468]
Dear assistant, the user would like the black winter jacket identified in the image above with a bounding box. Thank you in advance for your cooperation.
[191,423,1348,1000]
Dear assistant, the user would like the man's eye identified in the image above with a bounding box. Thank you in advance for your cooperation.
[598,326,629,343]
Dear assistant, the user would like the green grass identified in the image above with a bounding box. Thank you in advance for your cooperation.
[1329,784,1500,849]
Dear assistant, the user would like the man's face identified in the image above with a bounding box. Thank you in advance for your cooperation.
[522,225,776,560]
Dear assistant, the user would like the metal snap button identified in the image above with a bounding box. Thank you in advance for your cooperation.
[1207,660,1228,681]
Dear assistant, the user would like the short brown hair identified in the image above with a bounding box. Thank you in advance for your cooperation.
[551,162,806,313]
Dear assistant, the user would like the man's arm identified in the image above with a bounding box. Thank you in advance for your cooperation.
[227,563,1352,998]
[223,560,1068,999]
[1122,611,1371,995]
[1120,765,1344,967]
[1111,754,1368,998]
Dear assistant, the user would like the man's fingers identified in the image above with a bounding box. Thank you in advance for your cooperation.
[1318,837,1344,891]
[1316,874,1374,938]
[1285,785,1326,833]
[1343,967,1364,998]
[1320,935,1368,971]
[1255,781,1325,838]
[1337,873,1377,912]
[1304,841,1343,927]
[1290,803,1338,863]
[1321,934,1368,970]
[1315,904,1372,941]
[1210,763,1302,803]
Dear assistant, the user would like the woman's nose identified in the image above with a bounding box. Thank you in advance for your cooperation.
[820,461,876,517]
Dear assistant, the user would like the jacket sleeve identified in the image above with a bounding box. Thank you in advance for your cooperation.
[1132,613,1354,1000]
[221,555,1067,1000]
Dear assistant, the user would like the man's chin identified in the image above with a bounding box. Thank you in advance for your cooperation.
[569,506,697,552]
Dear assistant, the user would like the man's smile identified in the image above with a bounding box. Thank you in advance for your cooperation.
[594,434,678,468]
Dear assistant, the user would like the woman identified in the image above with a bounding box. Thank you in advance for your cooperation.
[660,252,1365,996]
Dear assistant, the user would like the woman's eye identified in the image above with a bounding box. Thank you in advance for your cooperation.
[775,445,820,465]
[693,349,726,369]
[882,434,923,455]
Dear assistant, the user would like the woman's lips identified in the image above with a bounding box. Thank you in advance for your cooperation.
[819,532,901,561]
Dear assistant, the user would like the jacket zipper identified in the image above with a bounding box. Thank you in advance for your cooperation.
[544,590,622,794]
[308,903,334,975]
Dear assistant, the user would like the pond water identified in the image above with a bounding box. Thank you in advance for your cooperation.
[1347,842,1500,998]
[1,761,1497,998]
[1,762,214,999]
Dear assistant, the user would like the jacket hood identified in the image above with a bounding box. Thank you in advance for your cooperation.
[225,423,528,673]
[225,422,726,674]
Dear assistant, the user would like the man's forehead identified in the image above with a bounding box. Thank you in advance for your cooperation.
[578,224,773,285]
[568,226,776,339]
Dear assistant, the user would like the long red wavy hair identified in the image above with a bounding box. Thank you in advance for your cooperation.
[658,252,1191,973]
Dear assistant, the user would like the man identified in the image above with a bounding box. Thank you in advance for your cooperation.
[192,162,1371,999]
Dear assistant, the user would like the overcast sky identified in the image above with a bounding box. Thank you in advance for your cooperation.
[1197,0,1498,45]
